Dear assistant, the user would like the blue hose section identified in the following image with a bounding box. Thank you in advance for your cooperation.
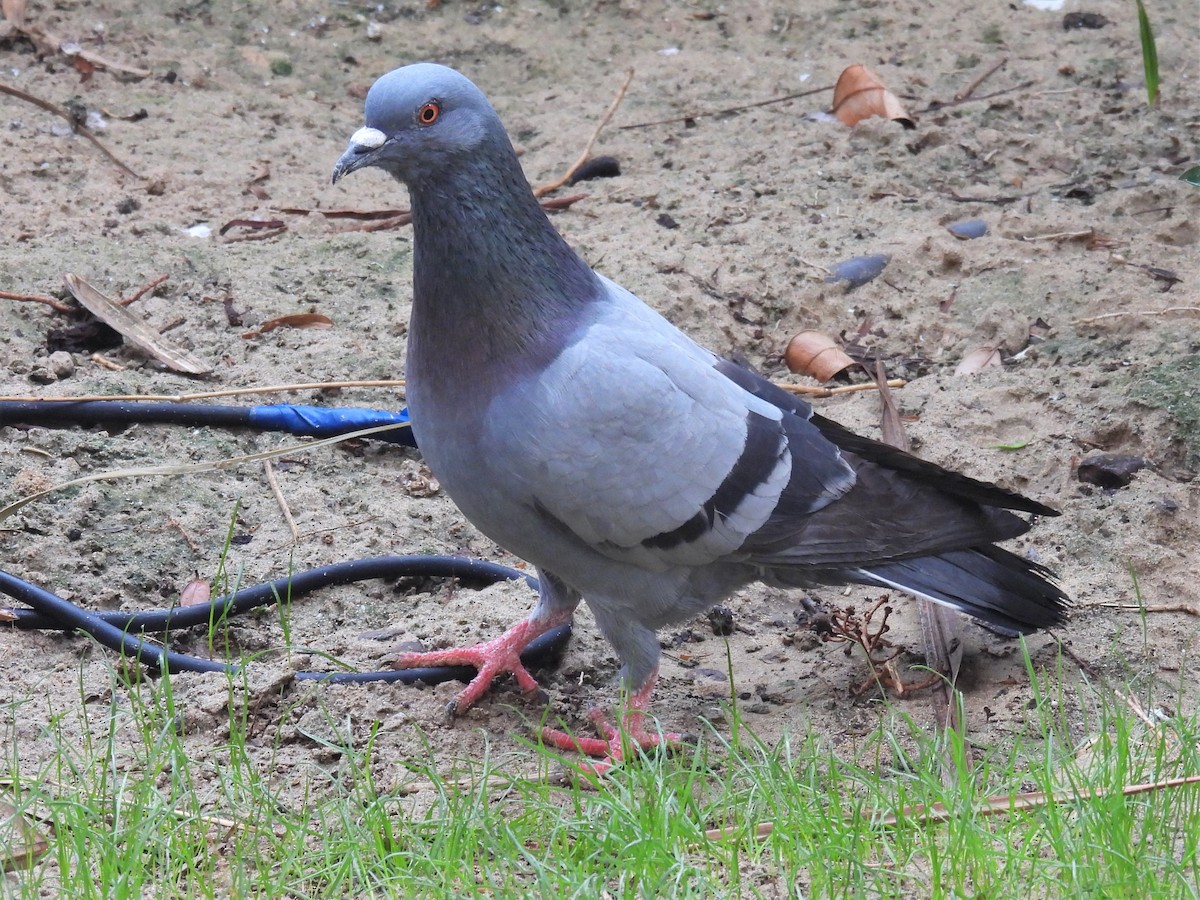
[0,400,417,448]
[248,404,414,445]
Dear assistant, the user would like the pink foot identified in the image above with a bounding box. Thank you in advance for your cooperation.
[540,672,686,775]
[395,614,566,717]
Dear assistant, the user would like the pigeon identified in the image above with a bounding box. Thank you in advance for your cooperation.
[332,63,1068,770]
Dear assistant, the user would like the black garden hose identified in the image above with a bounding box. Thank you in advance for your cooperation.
[1,556,571,684]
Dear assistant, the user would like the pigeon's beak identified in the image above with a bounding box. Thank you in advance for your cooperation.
[331,126,389,184]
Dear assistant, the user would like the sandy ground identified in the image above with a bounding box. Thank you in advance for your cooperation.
[2,0,1198,814]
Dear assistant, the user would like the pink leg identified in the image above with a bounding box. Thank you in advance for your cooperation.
[395,610,571,717]
[540,669,686,775]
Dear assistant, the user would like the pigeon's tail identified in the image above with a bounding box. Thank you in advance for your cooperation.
[851,545,1069,634]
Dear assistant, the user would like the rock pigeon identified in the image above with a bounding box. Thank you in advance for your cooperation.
[332,63,1068,770]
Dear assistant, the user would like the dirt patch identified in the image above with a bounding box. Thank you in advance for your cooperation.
[2,0,1197,793]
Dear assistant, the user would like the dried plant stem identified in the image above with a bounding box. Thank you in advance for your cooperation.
[0,380,409,404]
[777,378,907,398]
[262,460,299,541]
[0,82,142,179]
[954,56,1008,102]
[0,376,905,406]
[1075,307,1200,325]
[534,68,635,197]
[621,84,832,130]
[0,288,74,314]
[706,774,1200,840]
[118,274,170,306]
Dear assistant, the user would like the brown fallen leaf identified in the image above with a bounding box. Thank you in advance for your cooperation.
[273,206,410,220]
[245,162,271,200]
[71,54,95,81]
[219,217,285,236]
[954,344,1002,376]
[1,0,26,24]
[1,797,50,872]
[0,608,17,623]
[242,313,334,339]
[873,360,910,453]
[831,64,915,128]
[62,274,212,376]
[179,576,211,608]
[784,331,857,381]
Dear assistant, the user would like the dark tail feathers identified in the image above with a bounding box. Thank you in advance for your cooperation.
[855,545,1068,634]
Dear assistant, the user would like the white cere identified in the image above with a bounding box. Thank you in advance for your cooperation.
[350,126,387,149]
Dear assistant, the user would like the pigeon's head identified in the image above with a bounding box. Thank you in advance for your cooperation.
[332,63,502,186]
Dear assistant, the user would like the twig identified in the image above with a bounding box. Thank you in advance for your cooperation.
[0,82,142,179]
[221,226,288,243]
[218,218,286,236]
[944,190,1026,205]
[1022,229,1094,242]
[1078,601,1200,617]
[705,774,1200,840]
[875,775,1200,828]
[1074,307,1200,325]
[954,57,1008,102]
[776,378,906,398]
[263,460,299,541]
[534,68,635,197]
[328,194,586,233]
[0,379,409,404]
[918,80,1038,114]
[0,288,74,314]
[89,353,126,371]
[331,213,411,233]
[620,84,832,129]
[539,193,588,211]
[166,515,202,554]
[118,274,169,306]
[0,375,901,406]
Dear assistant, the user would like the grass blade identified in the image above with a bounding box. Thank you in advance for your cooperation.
[1136,0,1160,106]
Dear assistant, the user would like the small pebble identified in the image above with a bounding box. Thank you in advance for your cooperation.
[48,350,74,379]
[706,605,734,636]
[1077,453,1147,489]
[1062,11,1108,29]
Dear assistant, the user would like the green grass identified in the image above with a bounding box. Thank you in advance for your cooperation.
[3,642,1198,898]
[1135,0,1160,107]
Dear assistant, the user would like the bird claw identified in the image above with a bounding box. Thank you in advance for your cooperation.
[540,706,688,776]
[393,616,560,717]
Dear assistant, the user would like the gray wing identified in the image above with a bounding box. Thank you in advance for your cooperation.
[485,280,857,571]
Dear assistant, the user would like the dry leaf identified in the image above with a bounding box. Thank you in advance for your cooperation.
[61,274,213,375]
[873,360,910,452]
[218,217,285,236]
[1,798,50,872]
[242,313,334,338]
[179,576,211,608]
[1,0,26,27]
[0,608,17,622]
[71,54,95,81]
[784,331,857,381]
[954,344,1002,376]
[831,64,915,128]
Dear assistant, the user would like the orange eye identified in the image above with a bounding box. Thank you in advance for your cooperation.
[417,101,440,125]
